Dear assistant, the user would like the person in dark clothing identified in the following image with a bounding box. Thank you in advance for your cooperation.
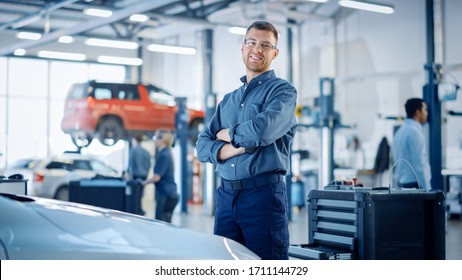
[127,134,151,215]
[196,21,297,260]
[143,129,179,223]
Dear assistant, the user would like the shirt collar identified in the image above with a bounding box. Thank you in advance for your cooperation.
[240,70,275,85]
[405,118,422,128]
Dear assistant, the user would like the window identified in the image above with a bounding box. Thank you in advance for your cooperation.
[148,86,176,106]
[94,87,112,100]
[71,160,92,171]
[117,85,140,100]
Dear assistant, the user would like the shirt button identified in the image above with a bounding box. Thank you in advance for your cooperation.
[240,103,244,107]
[231,164,235,168]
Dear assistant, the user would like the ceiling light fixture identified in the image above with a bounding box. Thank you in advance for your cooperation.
[129,14,149,22]
[97,56,143,66]
[338,0,394,14]
[83,8,113,17]
[307,0,329,3]
[38,50,86,61]
[85,38,139,49]
[58,35,74,43]
[14,49,26,56]
[147,44,196,55]
[16,31,42,40]
[228,27,247,36]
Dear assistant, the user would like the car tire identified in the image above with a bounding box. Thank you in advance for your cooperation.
[97,117,124,146]
[71,134,93,148]
[54,185,69,201]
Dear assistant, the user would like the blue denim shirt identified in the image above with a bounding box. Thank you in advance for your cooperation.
[196,70,297,181]
[392,118,431,189]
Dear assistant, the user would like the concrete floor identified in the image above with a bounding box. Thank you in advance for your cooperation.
[141,186,462,260]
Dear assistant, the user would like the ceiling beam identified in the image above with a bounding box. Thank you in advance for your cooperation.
[0,0,178,56]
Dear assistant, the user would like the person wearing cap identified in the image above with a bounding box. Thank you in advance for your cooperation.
[196,21,297,259]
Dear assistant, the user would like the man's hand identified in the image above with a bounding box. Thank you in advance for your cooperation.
[216,128,231,143]
[218,143,245,161]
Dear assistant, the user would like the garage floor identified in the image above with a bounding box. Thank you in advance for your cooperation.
[141,186,462,260]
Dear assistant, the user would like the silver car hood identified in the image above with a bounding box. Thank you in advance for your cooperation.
[0,194,259,260]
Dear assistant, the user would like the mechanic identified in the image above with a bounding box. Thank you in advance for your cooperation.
[196,20,297,260]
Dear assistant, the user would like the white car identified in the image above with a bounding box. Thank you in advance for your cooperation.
[2,154,120,201]
[0,193,259,260]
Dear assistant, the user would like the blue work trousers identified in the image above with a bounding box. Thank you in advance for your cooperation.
[214,180,289,260]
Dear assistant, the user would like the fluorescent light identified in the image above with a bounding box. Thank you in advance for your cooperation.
[129,14,149,22]
[228,26,247,35]
[147,44,196,55]
[38,50,86,61]
[307,0,329,2]
[14,49,26,56]
[85,38,138,49]
[58,35,74,43]
[339,0,394,14]
[97,56,143,66]
[83,8,113,17]
[16,31,41,40]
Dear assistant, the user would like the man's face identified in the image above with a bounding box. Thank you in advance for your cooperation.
[241,28,279,76]
[417,102,428,124]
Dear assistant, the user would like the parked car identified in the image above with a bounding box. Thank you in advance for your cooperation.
[2,154,120,201]
[0,193,259,260]
[61,80,205,148]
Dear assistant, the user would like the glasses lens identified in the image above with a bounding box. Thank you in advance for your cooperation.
[244,39,274,50]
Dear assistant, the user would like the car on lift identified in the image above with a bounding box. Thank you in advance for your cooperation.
[2,154,120,201]
[60,81,204,148]
[0,193,259,260]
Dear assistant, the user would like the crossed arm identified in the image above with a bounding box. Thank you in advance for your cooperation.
[216,128,245,161]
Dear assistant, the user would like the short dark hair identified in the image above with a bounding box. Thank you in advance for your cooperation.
[405,98,424,118]
[134,133,144,143]
[246,21,279,44]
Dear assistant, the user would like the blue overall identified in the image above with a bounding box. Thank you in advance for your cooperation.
[196,70,297,259]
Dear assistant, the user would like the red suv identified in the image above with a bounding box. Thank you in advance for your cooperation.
[61,81,204,147]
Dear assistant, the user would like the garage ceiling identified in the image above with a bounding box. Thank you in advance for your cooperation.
[0,0,343,56]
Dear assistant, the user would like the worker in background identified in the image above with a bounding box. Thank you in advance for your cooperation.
[392,98,431,190]
[196,21,297,260]
[127,134,151,215]
[143,129,179,223]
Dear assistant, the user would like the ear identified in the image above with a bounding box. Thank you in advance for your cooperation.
[272,48,279,60]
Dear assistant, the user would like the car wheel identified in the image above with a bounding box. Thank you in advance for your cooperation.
[54,185,69,201]
[97,117,124,146]
[189,118,204,146]
[71,134,93,148]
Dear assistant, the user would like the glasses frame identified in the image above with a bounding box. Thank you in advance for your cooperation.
[243,39,277,51]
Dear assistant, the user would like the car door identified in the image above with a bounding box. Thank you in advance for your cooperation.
[111,84,148,130]
[145,85,176,130]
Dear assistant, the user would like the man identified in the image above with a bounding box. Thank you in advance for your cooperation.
[196,21,297,260]
[127,134,151,215]
[392,98,431,190]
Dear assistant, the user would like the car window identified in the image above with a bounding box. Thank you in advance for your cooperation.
[46,161,69,170]
[89,160,118,176]
[93,87,112,100]
[116,85,140,101]
[66,83,87,99]
[148,86,176,106]
[9,159,39,169]
[71,160,93,171]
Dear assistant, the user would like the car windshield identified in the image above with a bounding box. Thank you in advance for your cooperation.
[66,83,87,99]
[89,160,119,177]
[9,159,40,169]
